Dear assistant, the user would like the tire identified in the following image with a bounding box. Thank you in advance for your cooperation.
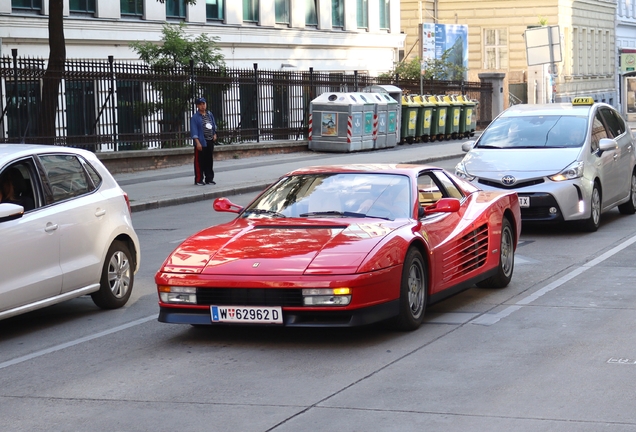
[91,240,134,309]
[391,248,427,331]
[477,218,514,288]
[618,170,636,215]
[580,183,601,232]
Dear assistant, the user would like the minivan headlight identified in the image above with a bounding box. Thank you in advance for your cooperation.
[549,161,584,182]
[455,162,476,181]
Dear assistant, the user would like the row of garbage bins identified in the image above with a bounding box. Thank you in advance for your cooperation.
[308,85,478,153]
[401,94,478,144]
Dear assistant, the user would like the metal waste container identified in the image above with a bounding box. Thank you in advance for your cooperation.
[413,95,435,142]
[309,92,376,152]
[371,93,399,148]
[443,95,462,140]
[362,84,402,145]
[401,95,419,144]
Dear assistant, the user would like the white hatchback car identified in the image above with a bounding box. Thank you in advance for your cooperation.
[0,144,140,320]
[455,98,636,231]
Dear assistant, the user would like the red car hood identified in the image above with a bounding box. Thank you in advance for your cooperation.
[161,218,406,275]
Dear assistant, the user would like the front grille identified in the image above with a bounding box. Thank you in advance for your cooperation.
[442,223,489,281]
[479,178,545,189]
[196,288,304,306]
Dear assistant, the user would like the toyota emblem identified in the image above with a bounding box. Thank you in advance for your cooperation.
[501,175,516,186]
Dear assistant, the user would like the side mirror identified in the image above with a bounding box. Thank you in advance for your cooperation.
[213,197,243,214]
[599,138,618,152]
[0,203,24,223]
[424,198,461,215]
[461,141,475,152]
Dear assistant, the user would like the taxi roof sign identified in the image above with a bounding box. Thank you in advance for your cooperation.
[572,97,595,105]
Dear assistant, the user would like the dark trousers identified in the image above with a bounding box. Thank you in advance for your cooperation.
[194,145,214,183]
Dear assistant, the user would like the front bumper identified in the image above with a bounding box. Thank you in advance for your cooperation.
[477,178,591,222]
[159,300,399,327]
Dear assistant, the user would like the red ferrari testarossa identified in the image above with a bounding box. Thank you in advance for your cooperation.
[156,164,521,330]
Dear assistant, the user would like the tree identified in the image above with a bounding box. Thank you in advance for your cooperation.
[39,0,199,144]
[130,23,226,146]
[38,0,65,143]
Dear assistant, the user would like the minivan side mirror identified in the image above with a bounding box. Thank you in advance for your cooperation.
[599,138,618,152]
[461,141,475,152]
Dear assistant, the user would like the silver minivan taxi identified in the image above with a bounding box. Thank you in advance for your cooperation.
[455,98,636,231]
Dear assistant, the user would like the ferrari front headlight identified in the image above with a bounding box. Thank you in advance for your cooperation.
[549,161,584,182]
[158,286,197,304]
[455,162,476,181]
[302,288,351,306]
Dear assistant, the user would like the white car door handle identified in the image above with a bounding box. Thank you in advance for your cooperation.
[95,209,106,217]
[44,223,59,232]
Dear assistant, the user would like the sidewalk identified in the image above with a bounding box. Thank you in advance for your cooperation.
[115,139,470,212]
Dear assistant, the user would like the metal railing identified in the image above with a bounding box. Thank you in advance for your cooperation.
[0,55,493,151]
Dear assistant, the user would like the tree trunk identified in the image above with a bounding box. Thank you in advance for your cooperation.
[38,0,66,143]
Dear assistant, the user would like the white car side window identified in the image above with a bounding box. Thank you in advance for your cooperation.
[40,155,92,203]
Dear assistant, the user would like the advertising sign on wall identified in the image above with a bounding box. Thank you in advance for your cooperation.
[420,23,468,80]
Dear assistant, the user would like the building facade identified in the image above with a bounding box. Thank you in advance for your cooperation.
[401,0,617,110]
[617,0,636,120]
[0,0,404,75]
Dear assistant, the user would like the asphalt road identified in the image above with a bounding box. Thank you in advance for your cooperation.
[2,158,636,431]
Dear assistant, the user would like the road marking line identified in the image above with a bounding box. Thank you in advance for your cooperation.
[0,315,156,370]
[472,233,636,326]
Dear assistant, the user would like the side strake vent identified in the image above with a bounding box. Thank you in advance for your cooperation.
[442,224,489,281]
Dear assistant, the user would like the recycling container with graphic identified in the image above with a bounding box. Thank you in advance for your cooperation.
[457,95,477,137]
[368,93,388,149]
[413,95,435,142]
[366,92,399,149]
[443,95,462,139]
[427,95,448,141]
[309,92,376,152]
[362,84,402,145]
[400,95,419,144]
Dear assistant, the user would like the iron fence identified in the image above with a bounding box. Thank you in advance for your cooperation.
[0,55,493,151]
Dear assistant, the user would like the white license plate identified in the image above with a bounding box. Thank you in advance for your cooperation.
[210,305,283,324]
[518,196,530,208]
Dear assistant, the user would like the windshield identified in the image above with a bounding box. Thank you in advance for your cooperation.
[243,173,412,220]
[477,115,588,149]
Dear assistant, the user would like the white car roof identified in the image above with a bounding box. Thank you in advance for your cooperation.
[498,102,613,118]
[0,144,101,167]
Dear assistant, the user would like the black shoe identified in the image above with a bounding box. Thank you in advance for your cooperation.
[206,180,216,185]
[195,181,205,186]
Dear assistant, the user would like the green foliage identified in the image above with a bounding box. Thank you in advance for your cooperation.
[130,23,226,147]
[538,16,548,26]
[380,49,467,81]
[378,57,423,80]
[130,23,225,70]
[422,49,467,81]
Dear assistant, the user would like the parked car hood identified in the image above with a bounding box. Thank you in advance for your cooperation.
[160,218,406,275]
[463,148,581,179]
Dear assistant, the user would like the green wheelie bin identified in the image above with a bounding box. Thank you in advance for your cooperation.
[400,95,419,144]
[457,95,477,137]
[428,95,448,141]
[443,95,462,140]
[413,95,435,142]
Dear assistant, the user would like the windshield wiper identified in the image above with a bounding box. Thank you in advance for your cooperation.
[243,209,286,218]
[476,145,503,149]
[299,211,390,220]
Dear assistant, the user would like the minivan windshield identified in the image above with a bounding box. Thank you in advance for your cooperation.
[477,115,588,149]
